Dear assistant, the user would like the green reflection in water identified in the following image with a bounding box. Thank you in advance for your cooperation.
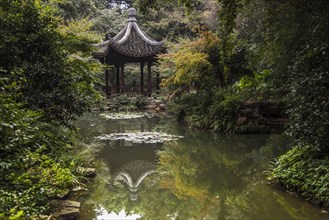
[75,113,328,220]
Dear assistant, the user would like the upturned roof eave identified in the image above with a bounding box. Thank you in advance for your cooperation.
[92,8,166,59]
[92,44,166,59]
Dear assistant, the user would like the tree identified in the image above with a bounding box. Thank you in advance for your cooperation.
[90,5,127,34]
[153,0,329,152]
[0,0,104,217]
[0,0,102,124]
[56,0,106,20]
[234,0,329,151]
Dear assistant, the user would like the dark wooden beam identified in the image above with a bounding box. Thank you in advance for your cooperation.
[106,52,156,64]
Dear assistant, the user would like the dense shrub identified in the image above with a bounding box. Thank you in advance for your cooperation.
[287,45,329,153]
[272,146,329,208]
[0,0,102,218]
[0,90,78,218]
[0,82,98,218]
[0,0,102,124]
[170,88,243,132]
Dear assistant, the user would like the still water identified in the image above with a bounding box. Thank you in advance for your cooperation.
[74,113,328,220]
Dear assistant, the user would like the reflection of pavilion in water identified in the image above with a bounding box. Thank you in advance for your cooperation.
[97,116,161,201]
[104,145,158,201]
[114,160,156,201]
[111,118,154,133]
[103,116,160,148]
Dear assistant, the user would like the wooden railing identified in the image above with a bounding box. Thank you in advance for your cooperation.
[104,86,156,96]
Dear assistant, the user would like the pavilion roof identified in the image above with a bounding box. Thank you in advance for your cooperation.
[93,8,164,59]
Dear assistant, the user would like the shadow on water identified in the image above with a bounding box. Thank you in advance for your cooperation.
[74,113,328,220]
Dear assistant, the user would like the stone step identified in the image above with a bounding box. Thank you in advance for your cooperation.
[144,104,157,110]
[50,200,80,220]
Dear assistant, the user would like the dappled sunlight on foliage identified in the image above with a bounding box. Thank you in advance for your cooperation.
[0,0,104,218]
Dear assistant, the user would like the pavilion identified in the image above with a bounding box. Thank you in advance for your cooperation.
[93,8,165,96]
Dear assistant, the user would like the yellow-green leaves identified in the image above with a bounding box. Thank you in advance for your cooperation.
[57,18,101,53]
[174,51,211,85]
[160,31,219,90]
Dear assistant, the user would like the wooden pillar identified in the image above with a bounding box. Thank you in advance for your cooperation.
[120,63,125,93]
[147,62,152,95]
[105,67,109,95]
[115,64,120,93]
[140,62,144,93]
[156,72,160,90]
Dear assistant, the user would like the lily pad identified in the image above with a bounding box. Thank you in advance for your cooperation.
[96,132,184,144]
[99,112,152,120]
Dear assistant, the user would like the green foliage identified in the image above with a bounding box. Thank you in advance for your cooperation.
[234,69,272,101]
[112,95,133,111]
[0,89,75,217]
[56,0,107,21]
[0,0,102,124]
[207,89,243,132]
[237,0,329,152]
[161,0,328,147]
[272,146,329,207]
[0,0,104,218]
[136,0,213,41]
[0,81,40,155]
[160,31,221,93]
[134,95,148,109]
[236,70,269,90]
[287,45,329,152]
[1,150,77,216]
[0,82,98,218]
[109,94,148,111]
[162,51,212,88]
[159,29,253,132]
[54,0,128,35]
[215,0,329,208]
[91,6,127,34]
[168,88,243,132]
[111,95,139,111]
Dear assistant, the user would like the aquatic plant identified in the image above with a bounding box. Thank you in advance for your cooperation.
[96,132,184,144]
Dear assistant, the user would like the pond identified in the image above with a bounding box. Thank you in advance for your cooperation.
[74,113,328,220]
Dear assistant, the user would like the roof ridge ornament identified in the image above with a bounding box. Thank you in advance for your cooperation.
[128,8,137,22]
